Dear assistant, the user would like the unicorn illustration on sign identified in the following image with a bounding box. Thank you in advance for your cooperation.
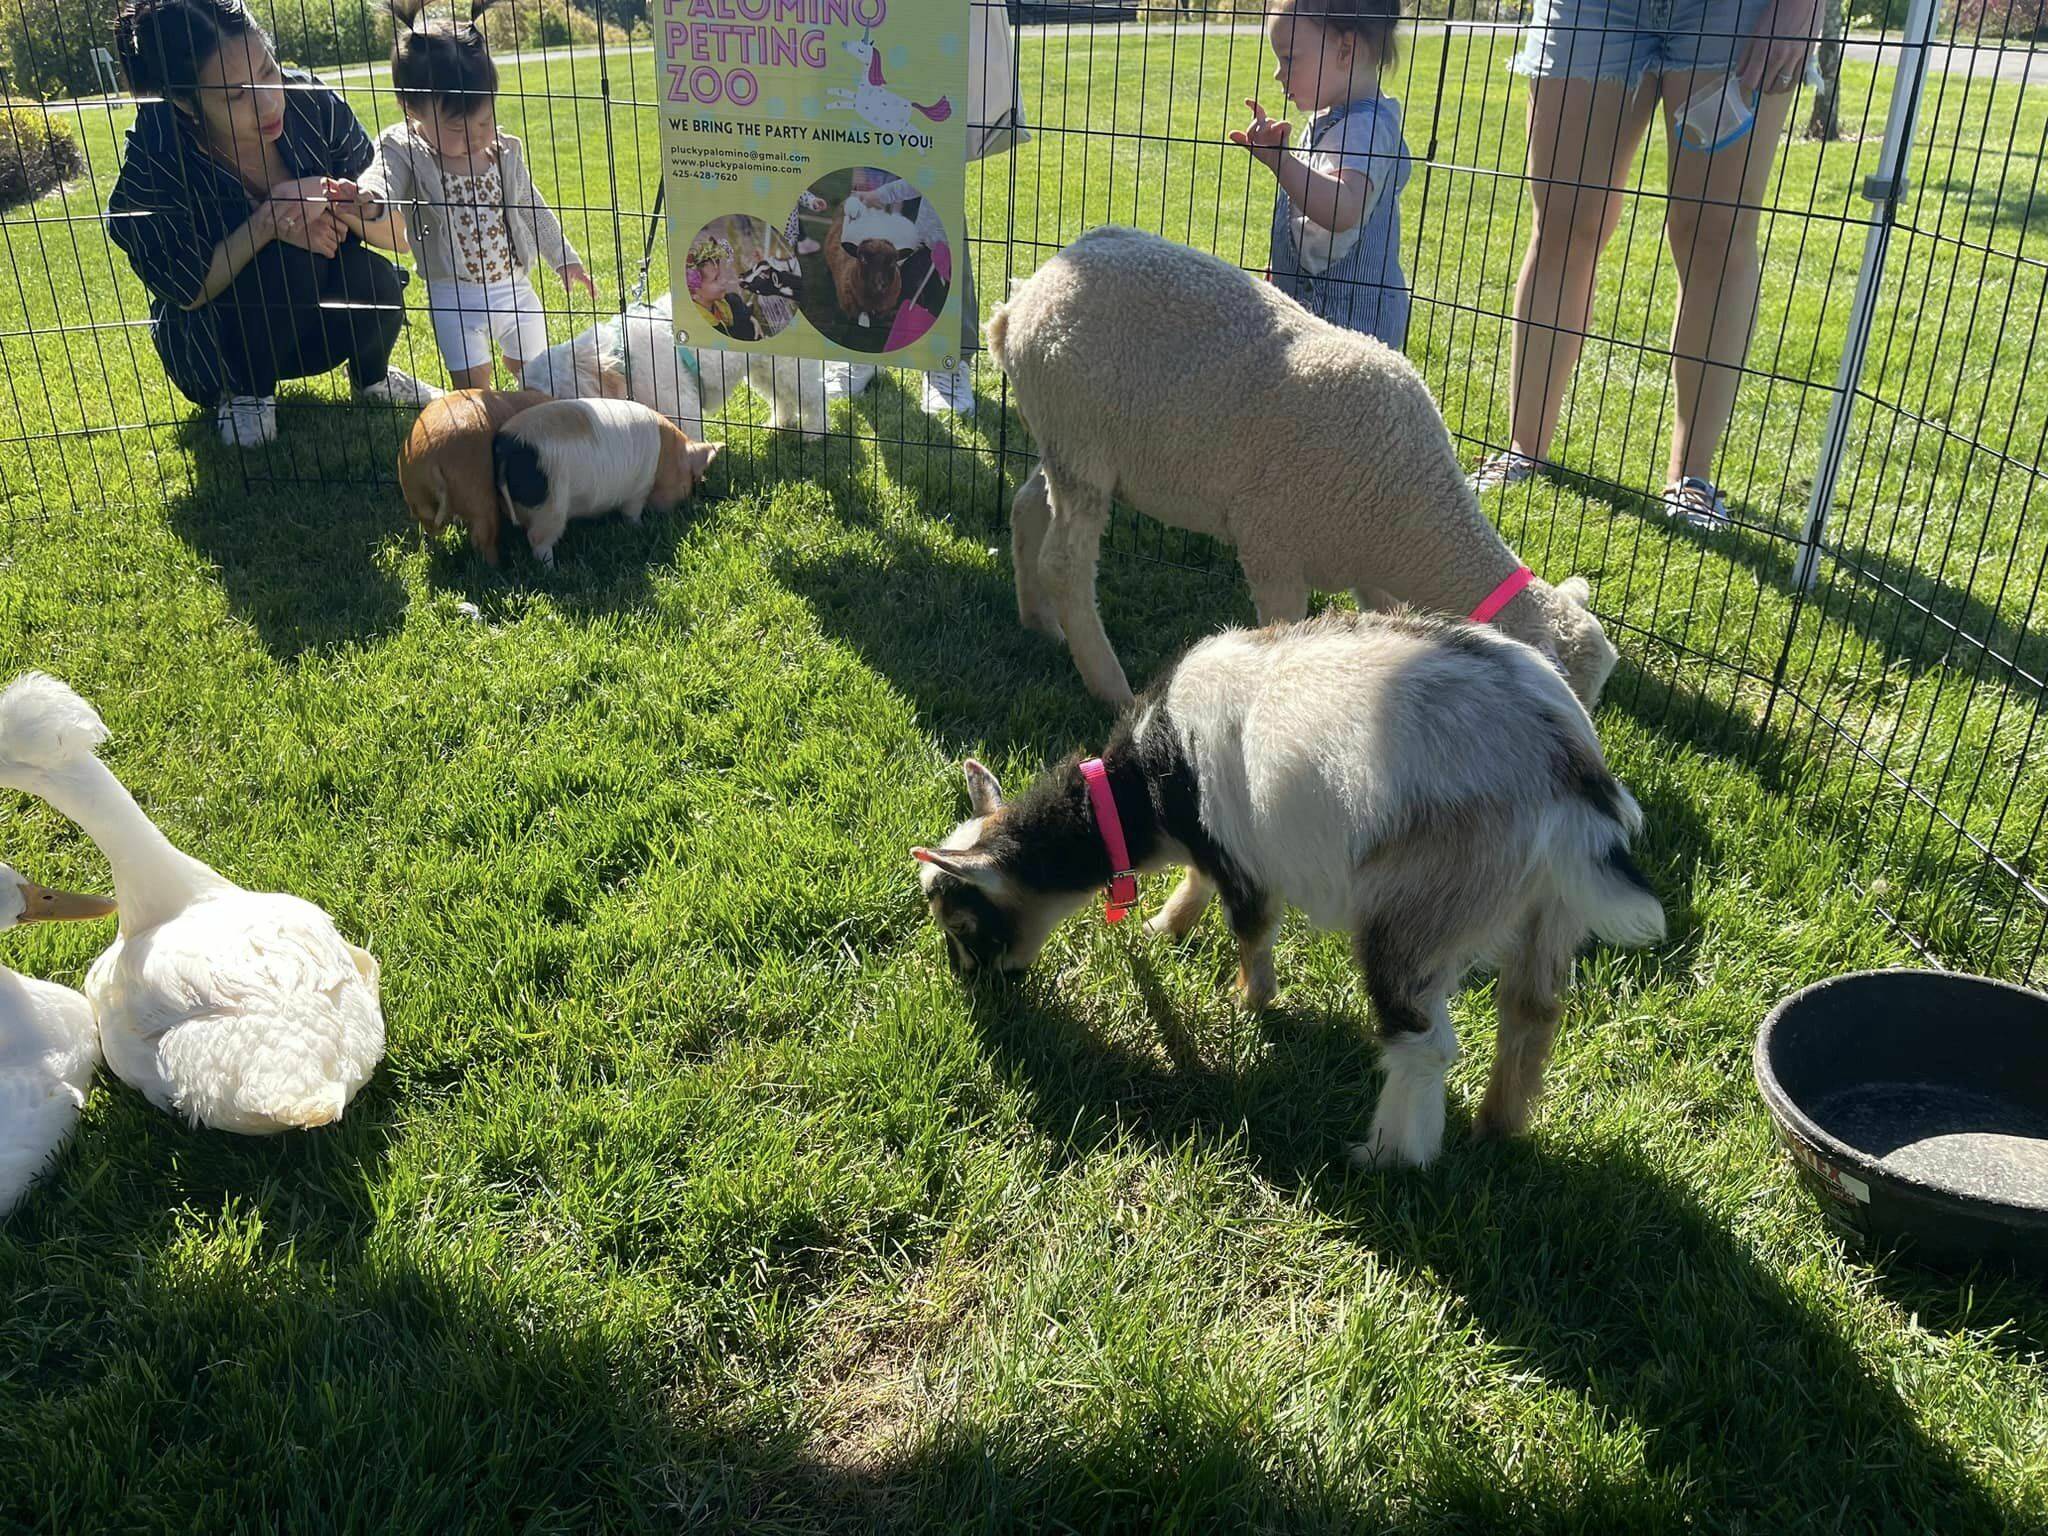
[828,29,952,139]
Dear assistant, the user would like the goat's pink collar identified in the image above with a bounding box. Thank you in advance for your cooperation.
[1470,565,1534,624]
[1078,757,1138,924]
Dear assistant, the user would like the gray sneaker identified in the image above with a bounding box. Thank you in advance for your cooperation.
[357,367,442,407]
[216,395,277,448]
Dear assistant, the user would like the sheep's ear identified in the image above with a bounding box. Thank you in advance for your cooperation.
[1558,575,1592,609]
[912,846,1002,890]
[963,758,1005,816]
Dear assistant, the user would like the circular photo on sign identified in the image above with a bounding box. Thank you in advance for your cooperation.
[683,215,801,342]
[791,167,951,355]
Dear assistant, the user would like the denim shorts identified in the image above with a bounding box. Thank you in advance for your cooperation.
[1511,0,1768,87]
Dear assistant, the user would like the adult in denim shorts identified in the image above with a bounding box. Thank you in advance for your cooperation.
[1472,0,1819,529]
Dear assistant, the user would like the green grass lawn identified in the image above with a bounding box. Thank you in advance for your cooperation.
[3,25,2048,1533]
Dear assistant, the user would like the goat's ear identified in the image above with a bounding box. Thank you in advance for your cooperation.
[841,241,860,258]
[963,758,1005,816]
[1558,575,1592,609]
[911,845,1003,889]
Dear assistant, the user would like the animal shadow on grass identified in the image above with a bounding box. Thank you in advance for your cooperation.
[165,407,411,658]
[770,512,1249,761]
[1,1214,1376,1532]
[959,962,2010,1529]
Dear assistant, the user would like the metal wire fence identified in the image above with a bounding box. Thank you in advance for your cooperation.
[2,0,2045,979]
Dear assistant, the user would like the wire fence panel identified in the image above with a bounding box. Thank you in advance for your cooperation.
[3,0,2046,977]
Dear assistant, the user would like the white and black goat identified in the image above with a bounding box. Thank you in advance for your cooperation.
[913,610,1665,1168]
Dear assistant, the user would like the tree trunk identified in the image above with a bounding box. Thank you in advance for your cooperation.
[1807,0,1844,141]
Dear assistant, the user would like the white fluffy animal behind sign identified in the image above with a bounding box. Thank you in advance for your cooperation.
[0,674,385,1135]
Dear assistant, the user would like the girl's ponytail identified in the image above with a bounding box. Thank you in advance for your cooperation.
[388,0,501,113]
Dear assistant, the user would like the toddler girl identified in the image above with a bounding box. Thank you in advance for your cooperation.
[340,0,594,389]
[1232,0,1412,350]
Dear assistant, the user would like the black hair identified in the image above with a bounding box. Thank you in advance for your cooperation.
[389,0,504,117]
[113,0,260,108]
[1283,0,1401,71]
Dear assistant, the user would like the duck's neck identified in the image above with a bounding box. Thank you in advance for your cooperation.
[17,758,230,934]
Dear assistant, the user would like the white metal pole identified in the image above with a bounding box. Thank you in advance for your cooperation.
[1793,0,1944,592]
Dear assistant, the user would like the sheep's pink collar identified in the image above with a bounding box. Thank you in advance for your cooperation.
[1078,757,1138,924]
[1470,565,1533,624]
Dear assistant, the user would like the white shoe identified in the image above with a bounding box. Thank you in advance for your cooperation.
[921,361,976,417]
[823,361,878,401]
[357,367,442,407]
[216,395,277,448]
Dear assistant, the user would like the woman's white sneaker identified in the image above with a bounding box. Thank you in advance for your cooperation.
[921,362,976,417]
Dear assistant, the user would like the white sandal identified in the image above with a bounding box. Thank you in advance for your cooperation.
[1470,450,1544,492]
[1664,475,1732,531]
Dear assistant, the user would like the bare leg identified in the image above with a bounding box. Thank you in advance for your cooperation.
[1039,466,1132,707]
[450,362,493,391]
[1145,869,1215,940]
[1474,908,1577,1139]
[1505,78,1658,462]
[1011,467,1061,638]
[1661,81,1794,485]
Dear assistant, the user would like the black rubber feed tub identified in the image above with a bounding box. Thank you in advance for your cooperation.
[1756,969,2048,1269]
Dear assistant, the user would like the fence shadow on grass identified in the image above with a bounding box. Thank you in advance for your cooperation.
[1538,462,2048,705]
[769,507,1248,762]
[960,969,2011,1531]
[163,414,412,659]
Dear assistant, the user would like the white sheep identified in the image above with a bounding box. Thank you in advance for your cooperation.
[986,225,1618,709]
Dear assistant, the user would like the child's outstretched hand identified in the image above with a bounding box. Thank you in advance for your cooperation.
[561,263,597,299]
[1230,98,1291,167]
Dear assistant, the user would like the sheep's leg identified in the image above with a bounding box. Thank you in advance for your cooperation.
[1474,907,1576,1140]
[1352,586,1399,614]
[1039,467,1133,707]
[1350,916,1462,1170]
[1144,869,1214,941]
[1010,467,1062,639]
[1242,561,1310,628]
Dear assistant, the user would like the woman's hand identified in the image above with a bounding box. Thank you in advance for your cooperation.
[263,182,343,257]
[1230,98,1291,168]
[561,262,597,299]
[1737,0,1821,96]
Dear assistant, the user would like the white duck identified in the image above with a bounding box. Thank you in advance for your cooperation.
[0,673,385,1134]
[1,861,117,1216]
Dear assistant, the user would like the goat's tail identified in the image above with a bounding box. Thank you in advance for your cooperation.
[1549,775,1666,949]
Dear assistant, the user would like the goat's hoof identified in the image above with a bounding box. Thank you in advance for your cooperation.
[1019,606,1064,640]
[1471,1104,1530,1142]
[1236,968,1277,1011]
[1142,912,1180,941]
